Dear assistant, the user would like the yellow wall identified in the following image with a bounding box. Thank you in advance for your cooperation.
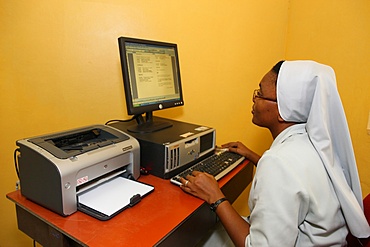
[285,0,370,196]
[0,0,368,246]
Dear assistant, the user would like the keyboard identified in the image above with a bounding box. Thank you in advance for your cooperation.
[170,150,245,186]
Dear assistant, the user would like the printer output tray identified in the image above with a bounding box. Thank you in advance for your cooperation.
[77,176,154,221]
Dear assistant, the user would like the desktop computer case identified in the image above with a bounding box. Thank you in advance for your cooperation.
[110,118,216,179]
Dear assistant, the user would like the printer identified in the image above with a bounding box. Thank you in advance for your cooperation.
[16,125,142,218]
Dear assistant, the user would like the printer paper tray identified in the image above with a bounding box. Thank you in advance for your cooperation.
[77,176,154,221]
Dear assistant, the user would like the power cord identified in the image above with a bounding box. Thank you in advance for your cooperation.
[14,148,21,190]
[13,148,20,179]
[105,116,136,125]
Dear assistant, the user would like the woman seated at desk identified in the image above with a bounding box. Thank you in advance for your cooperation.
[180,60,370,246]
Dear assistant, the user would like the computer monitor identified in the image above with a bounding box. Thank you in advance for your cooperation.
[118,37,184,133]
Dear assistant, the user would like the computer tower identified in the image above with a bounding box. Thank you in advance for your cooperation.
[110,117,216,178]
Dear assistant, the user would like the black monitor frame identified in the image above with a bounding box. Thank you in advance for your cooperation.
[118,37,184,133]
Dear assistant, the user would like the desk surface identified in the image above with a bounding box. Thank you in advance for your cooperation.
[7,160,251,247]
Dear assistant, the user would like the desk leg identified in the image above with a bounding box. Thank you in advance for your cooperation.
[16,206,84,247]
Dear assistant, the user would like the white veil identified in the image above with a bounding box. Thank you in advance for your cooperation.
[277,60,370,238]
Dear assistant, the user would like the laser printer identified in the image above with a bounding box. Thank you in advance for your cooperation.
[16,125,146,219]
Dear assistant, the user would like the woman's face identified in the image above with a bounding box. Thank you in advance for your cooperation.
[251,70,279,128]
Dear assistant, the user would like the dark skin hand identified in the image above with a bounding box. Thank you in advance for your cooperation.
[221,141,261,165]
[180,170,251,247]
[180,145,260,247]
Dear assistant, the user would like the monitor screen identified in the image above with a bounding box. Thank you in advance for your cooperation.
[118,37,184,133]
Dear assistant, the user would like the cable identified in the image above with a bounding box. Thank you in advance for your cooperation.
[14,148,20,179]
[105,116,136,125]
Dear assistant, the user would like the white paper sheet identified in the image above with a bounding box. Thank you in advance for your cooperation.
[77,176,154,217]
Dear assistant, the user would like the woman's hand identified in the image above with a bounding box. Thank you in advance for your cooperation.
[222,141,261,165]
[180,170,251,247]
[180,171,225,204]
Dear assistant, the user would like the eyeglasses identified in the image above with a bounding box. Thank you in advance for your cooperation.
[253,89,277,102]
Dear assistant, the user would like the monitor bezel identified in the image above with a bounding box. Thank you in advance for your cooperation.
[118,36,184,117]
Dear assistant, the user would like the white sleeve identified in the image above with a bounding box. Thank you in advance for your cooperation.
[245,154,309,247]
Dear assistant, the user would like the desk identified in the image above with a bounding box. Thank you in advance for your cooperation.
[7,160,253,247]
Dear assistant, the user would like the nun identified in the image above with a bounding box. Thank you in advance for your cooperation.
[181,60,370,246]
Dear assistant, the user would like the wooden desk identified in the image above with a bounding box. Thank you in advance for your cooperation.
[7,161,253,247]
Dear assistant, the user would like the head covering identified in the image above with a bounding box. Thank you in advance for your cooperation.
[277,60,370,238]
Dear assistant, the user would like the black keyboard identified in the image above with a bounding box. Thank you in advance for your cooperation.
[170,150,245,186]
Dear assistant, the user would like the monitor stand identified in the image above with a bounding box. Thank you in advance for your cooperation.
[127,112,173,133]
